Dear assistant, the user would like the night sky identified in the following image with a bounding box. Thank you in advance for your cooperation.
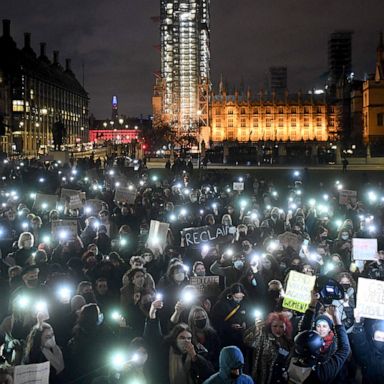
[0,0,383,118]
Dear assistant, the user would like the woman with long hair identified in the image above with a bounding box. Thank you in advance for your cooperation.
[24,322,65,383]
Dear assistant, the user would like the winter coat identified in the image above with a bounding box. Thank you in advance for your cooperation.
[350,322,384,384]
[203,346,253,384]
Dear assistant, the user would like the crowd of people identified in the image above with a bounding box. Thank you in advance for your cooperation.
[0,156,383,383]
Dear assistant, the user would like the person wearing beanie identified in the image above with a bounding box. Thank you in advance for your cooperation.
[299,292,336,361]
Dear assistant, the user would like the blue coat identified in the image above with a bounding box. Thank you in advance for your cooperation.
[203,346,254,384]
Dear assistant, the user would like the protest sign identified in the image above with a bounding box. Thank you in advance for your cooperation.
[51,219,78,241]
[356,277,384,320]
[146,220,170,253]
[114,186,136,204]
[33,193,58,211]
[190,276,221,296]
[69,194,83,210]
[352,238,377,261]
[339,190,357,205]
[233,182,244,191]
[61,188,82,200]
[282,271,316,313]
[181,224,235,247]
[278,231,301,252]
[14,361,50,384]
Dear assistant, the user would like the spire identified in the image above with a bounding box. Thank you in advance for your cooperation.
[219,73,224,94]
[375,31,384,81]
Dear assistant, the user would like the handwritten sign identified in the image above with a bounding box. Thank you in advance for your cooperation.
[69,194,83,210]
[282,271,316,313]
[181,225,235,248]
[146,220,170,253]
[14,361,50,384]
[356,277,384,320]
[233,182,244,191]
[114,187,136,204]
[339,190,357,205]
[190,276,220,296]
[352,238,377,261]
[51,219,78,241]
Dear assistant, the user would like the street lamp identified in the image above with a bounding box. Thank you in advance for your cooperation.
[103,122,107,128]
[118,118,124,125]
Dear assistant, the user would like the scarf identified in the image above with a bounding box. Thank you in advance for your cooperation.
[168,347,193,384]
[41,345,65,374]
[320,331,334,354]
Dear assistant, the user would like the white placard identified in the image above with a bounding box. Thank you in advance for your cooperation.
[352,238,377,261]
[146,220,169,254]
[14,361,50,384]
[356,277,384,320]
[233,182,244,191]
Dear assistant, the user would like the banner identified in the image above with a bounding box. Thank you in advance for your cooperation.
[51,219,78,241]
[339,190,357,205]
[14,361,50,384]
[352,238,377,261]
[181,224,235,247]
[33,193,58,211]
[356,277,384,320]
[282,271,316,313]
[233,182,244,191]
[146,220,169,253]
[190,276,221,296]
[114,187,136,204]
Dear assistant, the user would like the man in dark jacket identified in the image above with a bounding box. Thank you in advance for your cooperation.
[203,346,253,384]
[288,305,350,384]
[350,309,384,383]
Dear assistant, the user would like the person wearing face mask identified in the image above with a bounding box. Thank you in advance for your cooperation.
[210,249,245,288]
[333,272,356,334]
[193,261,206,277]
[144,299,215,384]
[76,281,97,304]
[203,346,253,384]
[24,323,65,383]
[211,284,248,349]
[350,309,384,383]
[188,306,221,369]
[332,229,352,267]
[244,311,293,384]
[157,263,188,328]
[141,248,163,283]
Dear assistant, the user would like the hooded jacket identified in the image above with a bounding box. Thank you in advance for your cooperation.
[203,346,253,384]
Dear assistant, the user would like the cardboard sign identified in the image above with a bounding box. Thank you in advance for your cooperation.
[51,219,78,241]
[33,193,58,211]
[14,361,50,384]
[146,220,170,253]
[339,190,357,205]
[69,194,83,210]
[114,187,136,204]
[278,231,301,252]
[61,188,82,200]
[356,277,384,320]
[352,238,377,261]
[233,182,244,191]
[282,271,316,313]
[190,276,221,296]
[181,224,235,247]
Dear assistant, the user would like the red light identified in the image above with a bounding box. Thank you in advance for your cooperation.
[142,144,147,150]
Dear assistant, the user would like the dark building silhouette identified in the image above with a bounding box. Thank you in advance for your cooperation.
[328,31,353,97]
[0,19,89,154]
[269,66,287,96]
